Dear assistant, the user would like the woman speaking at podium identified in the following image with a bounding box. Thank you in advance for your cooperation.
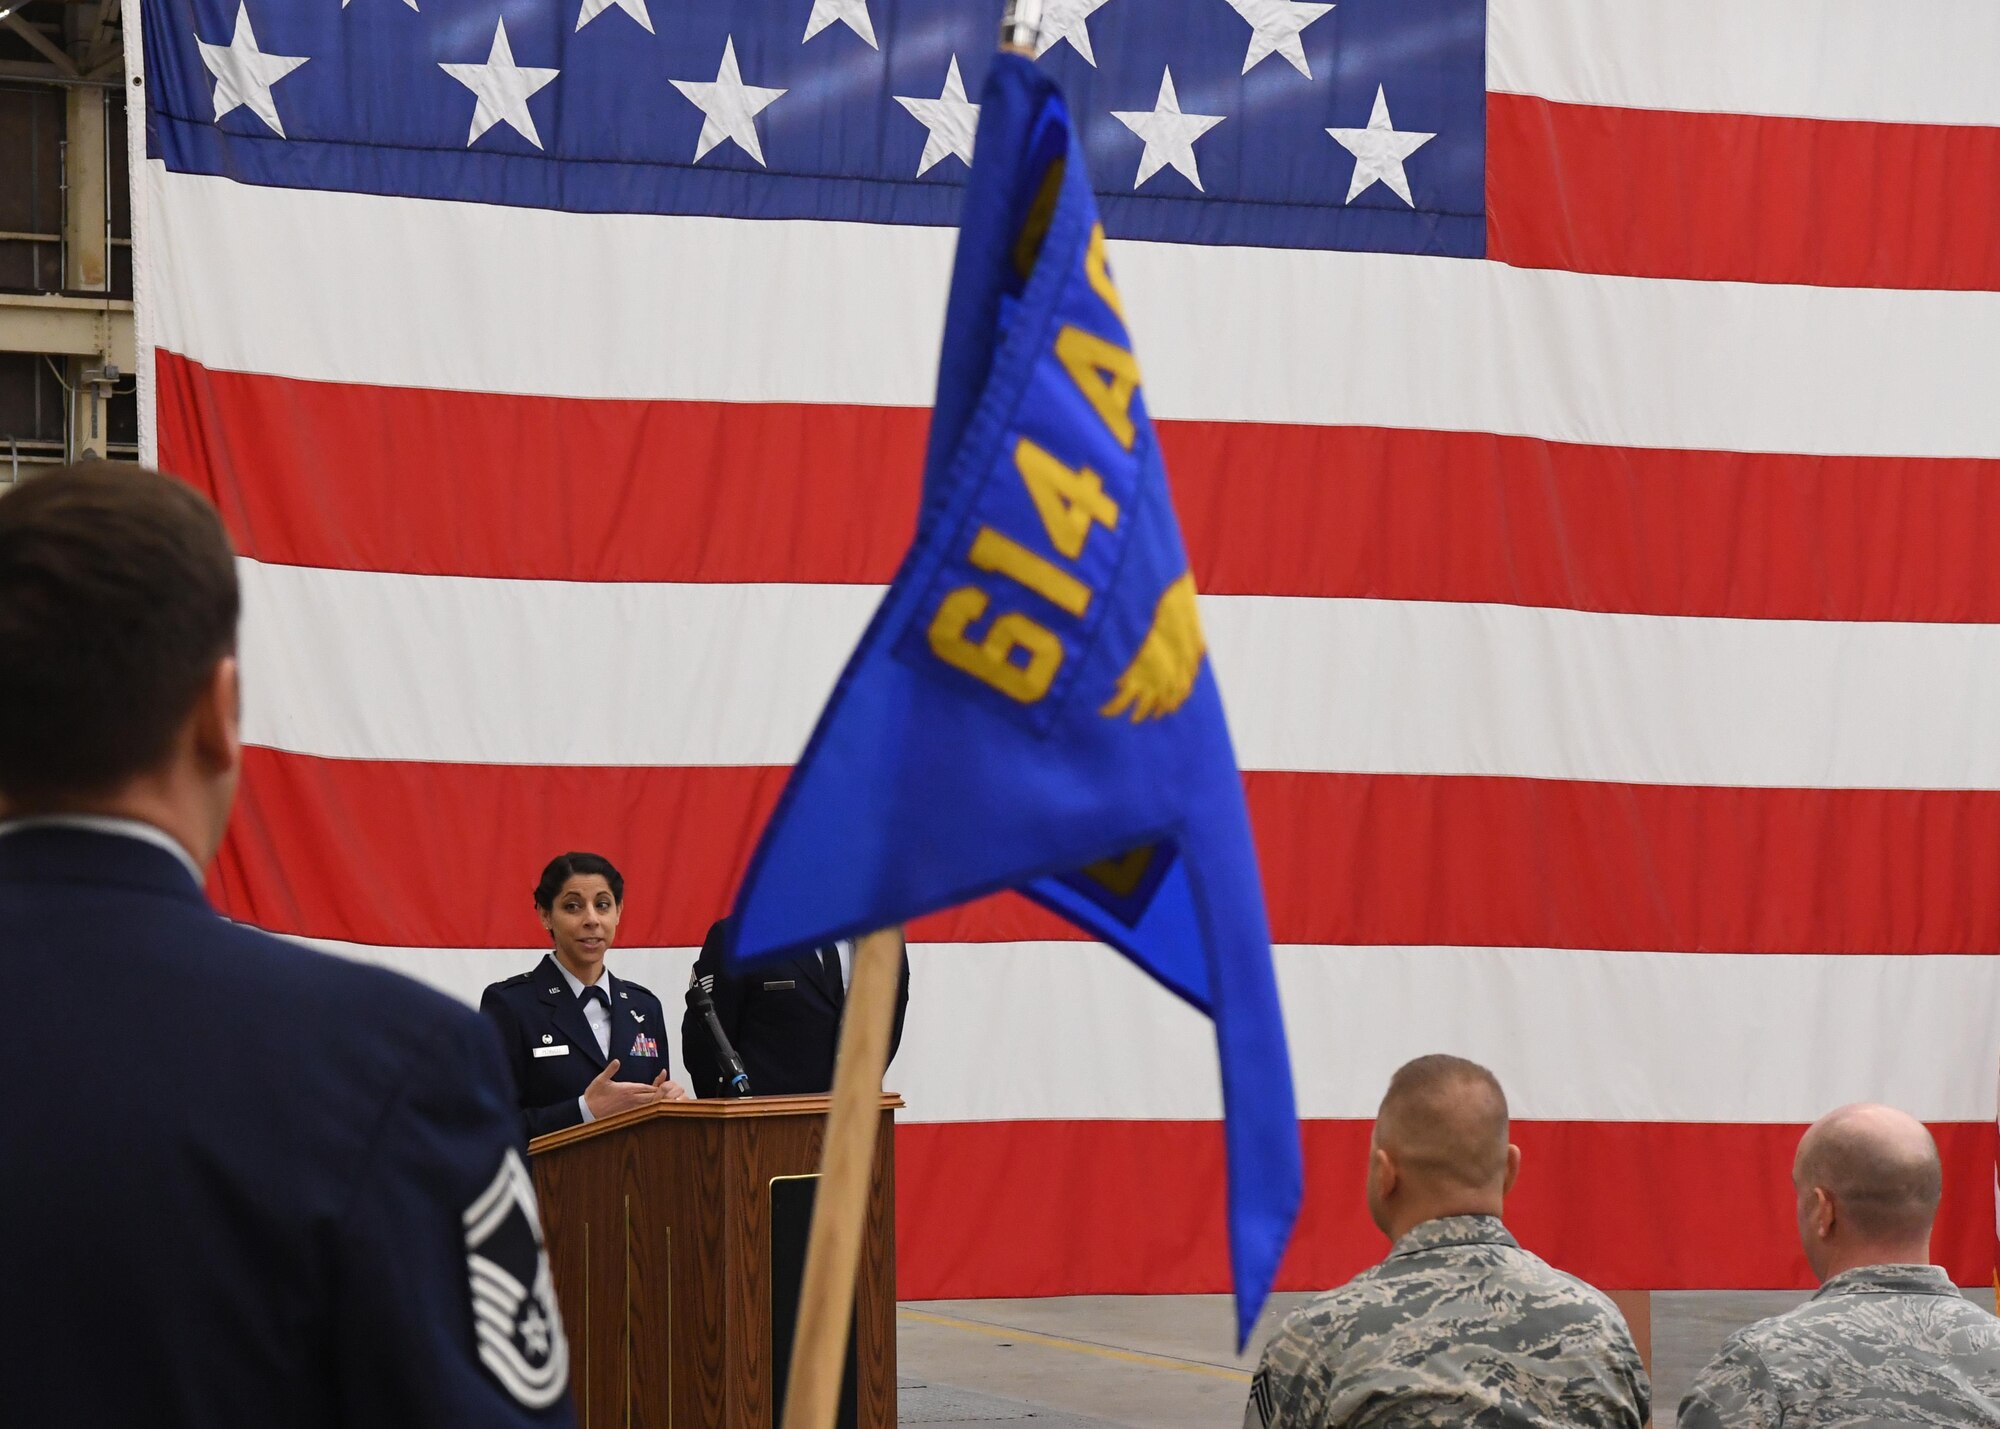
[479,852,689,1139]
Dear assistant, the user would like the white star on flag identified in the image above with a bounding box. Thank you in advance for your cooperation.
[196,3,308,139]
[575,0,652,34]
[1223,0,1333,77]
[1034,0,1114,66]
[340,0,417,9]
[439,19,559,150]
[802,0,876,48]
[1325,83,1434,206]
[893,56,979,177]
[1111,67,1224,192]
[671,37,786,167]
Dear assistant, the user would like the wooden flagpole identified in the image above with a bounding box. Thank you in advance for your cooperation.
[777,926,904,1429]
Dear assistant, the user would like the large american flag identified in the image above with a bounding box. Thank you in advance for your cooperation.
[131,0,2000,1295]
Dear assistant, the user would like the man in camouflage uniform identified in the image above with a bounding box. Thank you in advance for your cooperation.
[1679,1102,2000,1427]
[1244,1054,1649,1428]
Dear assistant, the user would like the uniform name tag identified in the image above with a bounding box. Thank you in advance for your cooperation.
[763,979,796,990]
[532,1045,570,1058]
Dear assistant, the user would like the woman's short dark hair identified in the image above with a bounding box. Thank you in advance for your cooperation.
[534,852,625,910]
[0,462,240,807]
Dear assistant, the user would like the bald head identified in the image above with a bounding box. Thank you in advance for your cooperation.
[1374,1055,1511,1193]
[1795,1104,1941,1251]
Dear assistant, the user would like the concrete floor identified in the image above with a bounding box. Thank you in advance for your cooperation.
[897,1287,2000,1427]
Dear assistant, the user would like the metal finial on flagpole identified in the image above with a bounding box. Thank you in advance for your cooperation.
[999,0,1042,54]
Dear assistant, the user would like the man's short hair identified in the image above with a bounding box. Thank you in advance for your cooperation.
[1377,1054,1511,1189]
[1798,1107,1943,1244]
[0,462,239,806]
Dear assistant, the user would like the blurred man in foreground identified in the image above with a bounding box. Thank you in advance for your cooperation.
[1679,1103,2000,1426]
[0,463,574,1427]
[1246,1054,1649,1428]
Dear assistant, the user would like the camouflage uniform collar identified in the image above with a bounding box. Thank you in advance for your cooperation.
[1812,1263,1959,1301]
[1388,1214,1517,1259]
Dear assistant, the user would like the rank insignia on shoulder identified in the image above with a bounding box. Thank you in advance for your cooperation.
[463,1148,569,1409]
[1247,1365,1275,1428]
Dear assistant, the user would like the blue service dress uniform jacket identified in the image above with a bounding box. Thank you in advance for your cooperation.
[480,954,671,1139]
[0,826,574,1429]
[681,916,909,1098]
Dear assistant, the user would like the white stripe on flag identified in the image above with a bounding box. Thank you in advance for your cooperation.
[242,560,2000,789]
[299,937,2000,1124]
[1489,0,2000,126]
[144,167,2000,460]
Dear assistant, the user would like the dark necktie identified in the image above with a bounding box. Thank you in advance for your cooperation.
[820,947,845,1007]
[579,984,610,1014]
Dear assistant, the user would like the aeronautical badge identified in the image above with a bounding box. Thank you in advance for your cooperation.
[463,1147,569,1409]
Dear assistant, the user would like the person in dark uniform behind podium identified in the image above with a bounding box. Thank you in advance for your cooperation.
[682,915,911,1097]
[0,462,575,1427]
[481,852,689,1138]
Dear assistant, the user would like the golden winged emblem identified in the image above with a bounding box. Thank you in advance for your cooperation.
[1101,572,1206,723]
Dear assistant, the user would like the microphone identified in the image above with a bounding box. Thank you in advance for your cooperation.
[685,974,753,1098]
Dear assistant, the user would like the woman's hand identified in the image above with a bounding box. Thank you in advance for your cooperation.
[583,1058,668,1119]
[653,1070,692,1101]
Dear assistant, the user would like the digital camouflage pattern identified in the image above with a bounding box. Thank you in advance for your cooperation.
[1243,1215,1649,1428]
[1677,1263,2000,1428]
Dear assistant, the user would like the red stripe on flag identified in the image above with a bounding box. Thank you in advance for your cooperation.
[213,750,786,949]
[219,749,2000,954]
[895,1119,1997,1297]
[1248,772,2000,958]
[160,352,2000,622]
[1163,424,2000,622]
[1488,94,2000,292]
[156,350,926,585]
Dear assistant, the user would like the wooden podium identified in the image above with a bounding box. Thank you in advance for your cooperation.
[527,1094,901,1429]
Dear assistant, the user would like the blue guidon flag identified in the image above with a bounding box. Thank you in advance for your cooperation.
[730,49,1303,1347]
